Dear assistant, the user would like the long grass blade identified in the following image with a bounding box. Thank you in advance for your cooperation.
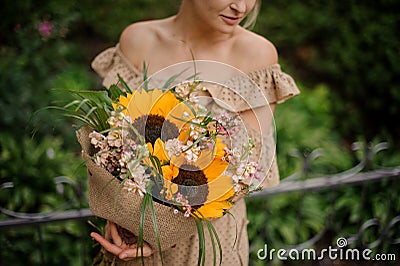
[148,197,164,264]
[63,99,83,109]
[138,194,149,266]
[100,176,119,194]
[73,98,91,112]
[117,74,132,94]
[195,217,206,266]
[205,219,223,265]
[143,63,149,92]
[51,89,113,132]
[113,178,126,209]
[225,211,238,250]
[62,114,95,129]
[205,220,217,266]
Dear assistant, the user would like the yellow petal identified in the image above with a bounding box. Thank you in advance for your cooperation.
[202,157,229,182]
[112,93,132,113]
[213,138,227,159]
[153,92,193,129]
[196,200,233,218]
[150,89,164,108]
[150,91,179,116]
[170,183,178,194]
[206,175,235,202]
[124,89,160,120]
[160,163,180,182]
[161,165,175,181]
[147,142,154,154]
[152,138,170,162]
[119,93,132,108]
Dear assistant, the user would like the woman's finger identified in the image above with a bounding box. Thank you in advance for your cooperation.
[105,221,111,241]
[119,244,153,260]
[109,222,123,247]
[91,232,122,255]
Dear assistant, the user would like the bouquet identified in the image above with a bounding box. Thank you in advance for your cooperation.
[62,61,272,265]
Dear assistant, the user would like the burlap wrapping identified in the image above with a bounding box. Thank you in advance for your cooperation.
[76,126,196,251]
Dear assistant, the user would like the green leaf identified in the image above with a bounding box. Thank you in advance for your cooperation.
[150,155,163,176]
[117,74,132,94]
[161,67,190,90]
[71,90,113,108]
[142,63,149,92]
[48,88,113,131]
[108,84,125,101]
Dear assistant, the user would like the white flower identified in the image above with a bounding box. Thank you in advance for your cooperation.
[236,163,246,176]
[188,92,199,104]
[174,83,191,98]
[129,164,146,179]
[107,130,123,147]
[234,183,242,192]
[189,118,206,140]
[232,174,241,183]
[108,116,118,128]
[93,150,110,168]
[124,179,137,191]
[123,167,149,197]
[136,144,150,159]
[182,141,200,162]
[165,138,183,158]
[89,131,106,149]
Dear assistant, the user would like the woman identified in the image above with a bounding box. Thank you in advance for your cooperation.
[90,0,299,264]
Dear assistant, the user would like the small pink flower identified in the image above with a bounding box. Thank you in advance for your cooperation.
[38,20,54,38]
[184,206,192,217]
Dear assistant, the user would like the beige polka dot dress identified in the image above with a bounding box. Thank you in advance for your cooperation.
[89,44,300,266]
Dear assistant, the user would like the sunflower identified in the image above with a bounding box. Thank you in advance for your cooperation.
[115,88,193,146]
[163,138,235,219]
[115,89,235,218]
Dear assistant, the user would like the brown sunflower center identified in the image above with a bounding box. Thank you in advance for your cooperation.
[172,164,208,207]
[131,114,179,145]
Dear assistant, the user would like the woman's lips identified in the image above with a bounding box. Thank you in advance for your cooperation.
[220,15,241,25]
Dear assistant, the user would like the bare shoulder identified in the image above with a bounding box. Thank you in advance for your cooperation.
[119,20,163,68]
[234,28,279,71]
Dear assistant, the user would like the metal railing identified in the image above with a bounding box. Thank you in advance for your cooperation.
[248,142,400,265]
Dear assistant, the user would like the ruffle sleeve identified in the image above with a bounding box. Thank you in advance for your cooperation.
[92,45,300,110]
[91,44,144,90]
[207,64,300,113]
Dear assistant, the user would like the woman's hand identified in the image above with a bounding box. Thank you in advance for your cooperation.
[91,221,153,261]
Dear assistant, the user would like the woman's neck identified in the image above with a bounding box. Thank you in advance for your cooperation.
[172,3,238,46]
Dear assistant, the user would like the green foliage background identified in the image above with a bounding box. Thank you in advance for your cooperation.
[0,0,399,265]
[255,1,400,144]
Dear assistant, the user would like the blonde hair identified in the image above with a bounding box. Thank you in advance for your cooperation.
[243,0,261,29]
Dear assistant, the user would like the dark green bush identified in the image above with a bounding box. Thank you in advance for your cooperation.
[0,3,93,264]
[256,0,400,145]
